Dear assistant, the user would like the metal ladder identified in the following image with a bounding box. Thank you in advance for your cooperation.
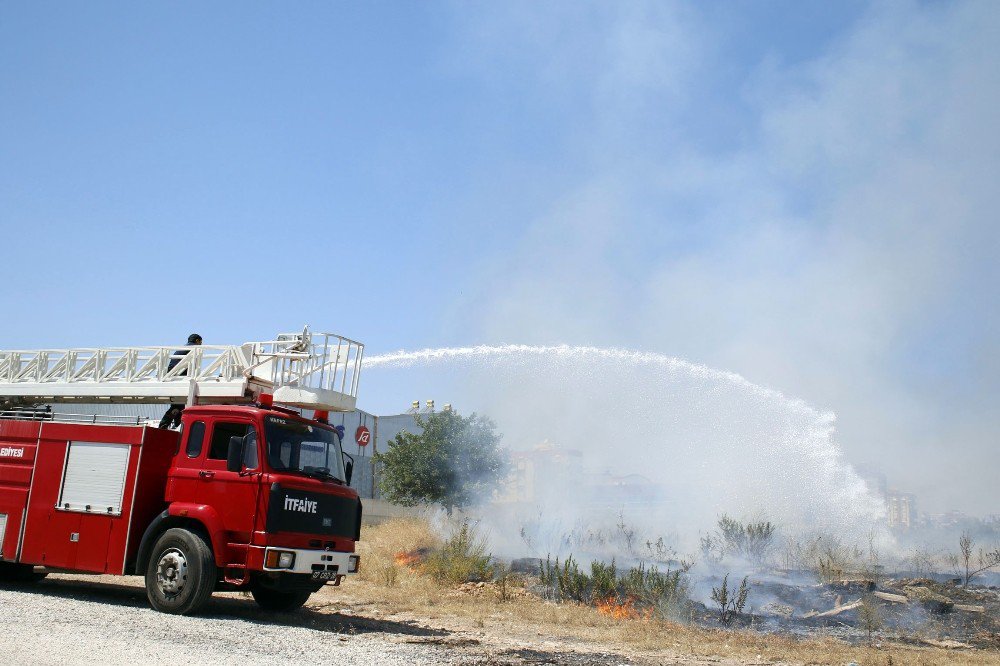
[0,327,363,412]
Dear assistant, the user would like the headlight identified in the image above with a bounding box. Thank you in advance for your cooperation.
[348,555,360,573]
[265,549,296,569]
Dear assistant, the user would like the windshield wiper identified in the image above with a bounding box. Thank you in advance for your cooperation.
[300,466,341,483]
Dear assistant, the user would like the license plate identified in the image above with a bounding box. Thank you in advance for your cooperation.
[311,570,338,581]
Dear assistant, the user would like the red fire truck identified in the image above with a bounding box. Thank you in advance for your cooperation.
[0,328,365,614]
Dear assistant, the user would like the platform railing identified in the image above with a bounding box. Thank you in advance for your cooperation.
[249,329,364,400]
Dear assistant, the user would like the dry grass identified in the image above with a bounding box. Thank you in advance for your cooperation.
[340,519,1000,666]
[356,516,441,587]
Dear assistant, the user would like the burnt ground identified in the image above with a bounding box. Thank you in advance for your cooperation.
[701,573,1000,650]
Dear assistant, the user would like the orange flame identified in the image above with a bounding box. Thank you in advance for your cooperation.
[394,550,422,568]
[595,596,654,621]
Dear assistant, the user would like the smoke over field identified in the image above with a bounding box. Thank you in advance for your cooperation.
[365,344,885,557]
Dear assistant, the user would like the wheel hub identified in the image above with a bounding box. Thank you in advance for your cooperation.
[156,548,188,596]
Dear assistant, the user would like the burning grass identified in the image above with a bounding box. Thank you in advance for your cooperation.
[393,548,428,568]
[356,517,440,587]
[337,518,1000,666]
[594,595,654,621]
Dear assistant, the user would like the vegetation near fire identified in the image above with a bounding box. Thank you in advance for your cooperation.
[538,555,692,620]
[710,573,750,625]
[700,514,777,566]
[374,410,507,514]
[423,520,493,585]
[352,516,1000,666]
[949,531,1000,588]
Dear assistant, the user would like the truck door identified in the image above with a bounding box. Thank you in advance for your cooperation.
[194,419,262,547]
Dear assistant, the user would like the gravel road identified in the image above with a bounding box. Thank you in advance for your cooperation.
[2,575,639,666]
[1,576,454,665]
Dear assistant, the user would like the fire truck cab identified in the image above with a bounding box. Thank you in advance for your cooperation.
[0,328,364,614]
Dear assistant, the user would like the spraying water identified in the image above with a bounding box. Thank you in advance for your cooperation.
[364,345,886,556]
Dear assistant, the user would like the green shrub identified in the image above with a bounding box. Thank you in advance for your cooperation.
[557,555,589,602]
[620,561,689,617]
[540,554,557,593]
[539,554,691,617]
[590,559,618,601]
[424,520,493,584]
[859,592,882,643]
[493,561,513,602]
[711,573,750,624]
[714,515,776,566]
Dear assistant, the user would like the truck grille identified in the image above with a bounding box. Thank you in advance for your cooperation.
[265,484,361,539]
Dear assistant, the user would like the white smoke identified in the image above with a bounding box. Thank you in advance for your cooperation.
[441,1,1000,516]
[365,345,885,554]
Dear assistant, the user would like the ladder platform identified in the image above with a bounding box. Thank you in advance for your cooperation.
[0,327,363,413]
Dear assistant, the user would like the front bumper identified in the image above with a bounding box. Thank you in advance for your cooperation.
[259,546,359,576]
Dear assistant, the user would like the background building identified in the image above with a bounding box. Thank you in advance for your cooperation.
[495,440,583,504]
[887,489,917,530]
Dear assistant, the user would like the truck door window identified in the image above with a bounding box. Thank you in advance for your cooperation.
[186,421,206,458]
[208,422,251,460]
[278,440,293,467]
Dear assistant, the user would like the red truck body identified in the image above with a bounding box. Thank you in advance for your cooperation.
[0,404,362,613]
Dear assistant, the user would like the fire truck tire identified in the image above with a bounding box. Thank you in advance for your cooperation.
[250,586,312,612]
[145,528,217,615]
[0,562,47,582]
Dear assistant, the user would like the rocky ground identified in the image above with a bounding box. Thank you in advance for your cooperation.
[2,573,999,665]
[0,574,707,665]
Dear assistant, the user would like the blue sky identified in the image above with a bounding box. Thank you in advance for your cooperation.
[2,1,997,513]
[1,1,863,351]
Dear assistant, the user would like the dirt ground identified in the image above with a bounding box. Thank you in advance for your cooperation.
[0,573,730,665]
[344,518,1000,665]
[320,576,1000,666]
[2,572,999,665]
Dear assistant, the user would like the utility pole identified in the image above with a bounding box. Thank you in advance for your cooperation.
[371,414,378,499]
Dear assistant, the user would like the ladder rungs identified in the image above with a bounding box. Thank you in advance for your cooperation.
[0,329,363,412]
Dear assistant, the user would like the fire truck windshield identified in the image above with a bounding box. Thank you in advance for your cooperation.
[264,416,346,482]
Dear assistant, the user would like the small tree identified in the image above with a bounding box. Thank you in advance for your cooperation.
[706,515,776,566]
[956,531,1000,587]
[710,573,750,624]
[859,592,883,644]
[375,410,507,514]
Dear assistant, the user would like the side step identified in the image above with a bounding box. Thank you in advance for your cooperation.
[223,564,248,586]
[223,541,249,585]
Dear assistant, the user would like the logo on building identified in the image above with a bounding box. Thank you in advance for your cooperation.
[355,426,370,447]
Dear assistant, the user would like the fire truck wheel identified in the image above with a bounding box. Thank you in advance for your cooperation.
[145,528,217,615]
[250,586,312,612]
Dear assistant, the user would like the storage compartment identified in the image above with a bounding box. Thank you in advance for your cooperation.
[58,442,131,514]
[18,423,144,573]
[5,420,176,574]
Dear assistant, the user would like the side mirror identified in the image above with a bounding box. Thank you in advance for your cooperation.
[226,435,244,473]
[343,452,354,486]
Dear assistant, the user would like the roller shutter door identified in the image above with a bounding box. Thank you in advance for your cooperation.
[58,442,130,515]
